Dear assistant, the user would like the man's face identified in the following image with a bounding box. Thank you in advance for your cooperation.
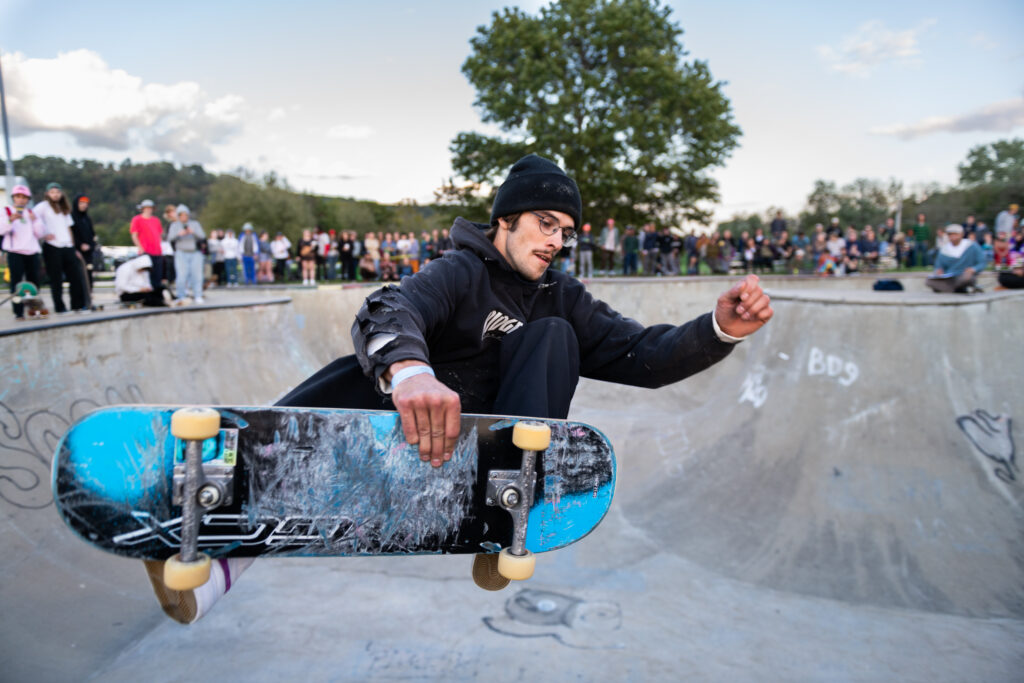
[178,212,189,223]
[917,214,925,223]
[948,231,963,245]
[494,210,571,281]
[142,207,153,217]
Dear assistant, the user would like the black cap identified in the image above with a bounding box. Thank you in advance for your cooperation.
[490,154,582,229]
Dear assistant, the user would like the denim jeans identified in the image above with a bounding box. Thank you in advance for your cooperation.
[174,250,205,299]
[225,258,238,285]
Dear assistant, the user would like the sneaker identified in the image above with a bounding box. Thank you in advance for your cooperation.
[143,556,254,625]
[13,315,26,321]
[195,297,205,304]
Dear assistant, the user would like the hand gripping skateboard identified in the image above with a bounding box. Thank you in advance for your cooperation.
[53,406,616,591]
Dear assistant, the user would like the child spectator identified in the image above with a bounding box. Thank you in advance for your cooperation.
[1,185,46,320]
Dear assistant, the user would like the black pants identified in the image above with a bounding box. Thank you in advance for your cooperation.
[147,254,165,293]
[998,271,1024,289]
[119,291,167,307]
[7,252,42,317]
[276,317,580,419]
[42,244,86,312]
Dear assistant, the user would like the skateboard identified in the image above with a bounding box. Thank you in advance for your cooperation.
[4,281,49,318]
[53,406,616,590]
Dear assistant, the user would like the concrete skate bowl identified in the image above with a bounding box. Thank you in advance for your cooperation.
[575,281,1024,620]
[1,278,1022,681]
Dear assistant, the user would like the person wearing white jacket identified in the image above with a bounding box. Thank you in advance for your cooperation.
[34,182,87,313]
[220,230,240,286]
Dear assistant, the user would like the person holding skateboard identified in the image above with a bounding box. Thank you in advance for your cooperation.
[146,154,774,624]
[1,184,47,320]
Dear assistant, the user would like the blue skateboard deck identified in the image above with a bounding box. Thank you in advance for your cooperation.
[52,406,615,560]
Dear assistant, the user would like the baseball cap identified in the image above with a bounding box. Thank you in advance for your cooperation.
[138,199,155,209]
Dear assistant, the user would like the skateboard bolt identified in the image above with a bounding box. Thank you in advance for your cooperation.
[500,487,520,508]
[197,485,221,508]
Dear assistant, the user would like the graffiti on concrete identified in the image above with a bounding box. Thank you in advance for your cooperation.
[807,347,859,387]
[483,588,623,649]
[0,385,144,509]
[739,366,768,408]
[957,410,1017,484]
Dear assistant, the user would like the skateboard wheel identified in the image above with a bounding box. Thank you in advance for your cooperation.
[472,553,511,591]
[497,548,536,581]
[170,408,221,441]
[512,421,551,451]
[163,553,211,591]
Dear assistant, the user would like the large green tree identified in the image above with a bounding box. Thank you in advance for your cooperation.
[958,138,1024,186]
[451,0,740,227]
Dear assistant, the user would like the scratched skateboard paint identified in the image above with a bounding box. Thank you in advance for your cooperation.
[52,406,615,560]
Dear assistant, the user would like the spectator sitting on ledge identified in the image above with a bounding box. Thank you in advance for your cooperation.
[926,224,987,294]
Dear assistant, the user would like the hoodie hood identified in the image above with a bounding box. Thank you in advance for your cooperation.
[72,193,89,216]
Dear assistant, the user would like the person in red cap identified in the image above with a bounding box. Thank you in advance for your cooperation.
[71,194,97,291]
[0,185,46,319]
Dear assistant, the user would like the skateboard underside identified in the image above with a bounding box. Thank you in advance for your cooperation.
[53,406,615,560]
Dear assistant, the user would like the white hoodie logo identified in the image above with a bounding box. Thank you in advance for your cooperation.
[482,309,524,340]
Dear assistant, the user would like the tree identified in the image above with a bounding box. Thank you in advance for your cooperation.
[202,175,315,241]
[958,138,1024,186]
[451,0,740,227]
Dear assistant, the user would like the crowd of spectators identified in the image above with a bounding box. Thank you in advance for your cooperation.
[5,183,1023,318]
[558,206,1023,285]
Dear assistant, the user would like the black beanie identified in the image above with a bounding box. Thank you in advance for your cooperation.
[490,154,582,229]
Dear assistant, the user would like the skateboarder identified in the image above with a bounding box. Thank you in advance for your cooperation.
[146,154,774,623]
[276,154,772,468]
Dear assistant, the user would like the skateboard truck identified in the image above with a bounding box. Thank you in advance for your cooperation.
[474,421,551,590]
[164,408,227,591]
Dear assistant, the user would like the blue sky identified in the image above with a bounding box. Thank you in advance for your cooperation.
[1,0,1021,224]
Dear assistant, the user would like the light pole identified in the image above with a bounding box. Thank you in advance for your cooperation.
[0,51,14,206]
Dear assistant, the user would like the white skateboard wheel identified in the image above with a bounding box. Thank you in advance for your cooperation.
[170,408,221,441]
[512,421,551,451]
[498,548,536,581]
[163,553,211,591]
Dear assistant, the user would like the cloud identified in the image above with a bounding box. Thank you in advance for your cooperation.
[327,123,374,140]
[870,96,1024,139]
[817,19,935,77]
[3,49,244,163]
[268,107,287,121]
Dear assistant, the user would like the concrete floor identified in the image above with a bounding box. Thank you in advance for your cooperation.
[1,273,1022,681]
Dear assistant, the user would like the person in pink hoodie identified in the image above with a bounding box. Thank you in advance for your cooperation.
[1,185,46,320]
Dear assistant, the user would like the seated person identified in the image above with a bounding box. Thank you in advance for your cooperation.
[926,224,987,293]
[997,245,1024,289]
[857,226,880,269]
[378,253,398,282]
[115,254,167,306]
[358,253,377,281]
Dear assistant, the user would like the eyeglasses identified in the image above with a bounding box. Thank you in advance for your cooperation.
[529,211,577,247]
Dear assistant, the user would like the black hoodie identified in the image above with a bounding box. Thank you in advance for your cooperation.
[352,217,734,412]
[70,194,96,255]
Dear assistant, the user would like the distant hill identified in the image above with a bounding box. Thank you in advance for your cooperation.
[13,155,466,246]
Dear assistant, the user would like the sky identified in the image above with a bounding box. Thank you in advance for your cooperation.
[1,0,1022,225]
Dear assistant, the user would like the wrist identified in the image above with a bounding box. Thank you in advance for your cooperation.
[384,359,428,382]
[389,363,435,389]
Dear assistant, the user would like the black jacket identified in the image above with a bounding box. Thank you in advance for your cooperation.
[352,217,734,412]
[70,194,97,254]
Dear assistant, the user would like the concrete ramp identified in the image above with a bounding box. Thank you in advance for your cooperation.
[1,281,1022,681]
